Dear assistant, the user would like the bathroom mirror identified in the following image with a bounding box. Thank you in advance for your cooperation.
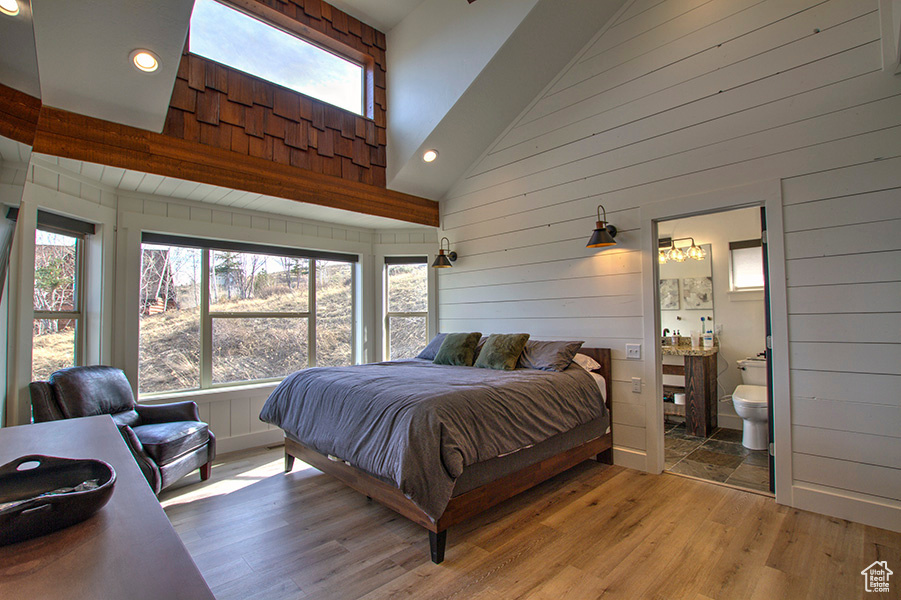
[658,243,713,335]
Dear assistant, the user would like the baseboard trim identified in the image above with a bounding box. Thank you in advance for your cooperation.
[792,482,901,532]
[613,446,647,471]
[216,429,284,455]
[717,414,743,431]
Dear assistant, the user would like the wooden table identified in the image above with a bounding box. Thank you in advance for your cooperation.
[0,415,214,600]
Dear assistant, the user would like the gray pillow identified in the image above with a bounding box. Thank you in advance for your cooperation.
[433,332,483,366]
[474,333,530,370]
[519,340,584,372]
[416,333,447,360]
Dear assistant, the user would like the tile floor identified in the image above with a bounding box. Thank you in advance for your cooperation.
[664,422,770,493]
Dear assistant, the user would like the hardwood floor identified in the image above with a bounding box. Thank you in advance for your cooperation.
[161,446,900,599]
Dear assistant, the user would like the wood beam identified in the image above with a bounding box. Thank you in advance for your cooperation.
[0,84,41,146]
[33,106,438,226]
[0,83,438,227]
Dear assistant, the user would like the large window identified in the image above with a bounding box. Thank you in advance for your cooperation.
[139,235,356,395]
[384,257,428,360]
[189,0,365,115]
[29,211,94,381]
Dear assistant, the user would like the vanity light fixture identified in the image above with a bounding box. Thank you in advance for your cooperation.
[431,237,457,268]
[422,149,439,163]
[586,204,618,248]
[130,49,160,73]
[0,0,19,16]
[658,236,706,264]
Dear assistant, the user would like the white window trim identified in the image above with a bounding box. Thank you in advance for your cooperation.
[374,245,438,363]
[728,239,765,292]
[384,258,429,361]
[139,242,356,397]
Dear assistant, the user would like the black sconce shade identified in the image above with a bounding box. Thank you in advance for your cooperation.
[432,237,457,268]
[586,204,618,248]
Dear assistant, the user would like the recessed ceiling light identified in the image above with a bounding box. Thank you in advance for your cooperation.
[422,149,438,163]
[130,49,160,73]
[0,0,20,16]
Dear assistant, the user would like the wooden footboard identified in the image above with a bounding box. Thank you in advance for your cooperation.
[285,431,612,563]
[283,347,613,564]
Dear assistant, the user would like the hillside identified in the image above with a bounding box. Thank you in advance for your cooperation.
[32,264,426,394]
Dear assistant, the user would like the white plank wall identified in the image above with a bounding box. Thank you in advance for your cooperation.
[438,0,901,525]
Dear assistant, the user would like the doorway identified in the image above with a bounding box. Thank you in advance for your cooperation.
[655,207,772,493]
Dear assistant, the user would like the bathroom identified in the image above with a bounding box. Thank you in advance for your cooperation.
[657,207,771,493]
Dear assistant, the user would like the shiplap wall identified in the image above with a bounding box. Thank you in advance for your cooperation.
[439,0,900,526]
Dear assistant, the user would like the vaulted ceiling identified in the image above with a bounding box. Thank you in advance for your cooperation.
[0,0,628,215]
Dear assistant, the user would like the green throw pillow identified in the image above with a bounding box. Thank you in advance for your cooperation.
[474,333,531,370]
[433,332,483,366]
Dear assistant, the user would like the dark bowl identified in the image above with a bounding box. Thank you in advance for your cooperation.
[0,454,116,546]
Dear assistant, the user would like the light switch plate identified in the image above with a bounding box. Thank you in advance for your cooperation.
[626,344,641,359]
[632,377,642,393]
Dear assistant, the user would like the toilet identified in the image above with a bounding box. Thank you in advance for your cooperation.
[732,358,769,450]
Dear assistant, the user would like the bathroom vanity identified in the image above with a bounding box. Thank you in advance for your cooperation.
[662,341,718,437]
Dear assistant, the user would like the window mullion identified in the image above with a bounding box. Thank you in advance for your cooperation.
[350,265,356,364]
[74,237,85,366]
[200,249,212,388]
[308,260,317,367]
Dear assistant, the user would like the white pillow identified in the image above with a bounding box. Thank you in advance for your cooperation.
[572,353,601,371]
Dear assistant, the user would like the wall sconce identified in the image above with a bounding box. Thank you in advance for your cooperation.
[431,237,457,268]
[586,204,617,248]
[658,237,707,264]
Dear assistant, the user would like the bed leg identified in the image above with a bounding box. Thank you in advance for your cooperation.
[285,452,295,473]
[429,530,447,564]
[596,447,613,465]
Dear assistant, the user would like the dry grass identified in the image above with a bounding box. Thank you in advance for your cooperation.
[31,266,426,392]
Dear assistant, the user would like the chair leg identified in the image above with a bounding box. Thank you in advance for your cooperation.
[200,462,212,481]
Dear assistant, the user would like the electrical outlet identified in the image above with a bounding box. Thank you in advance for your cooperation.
[631,377,642,393]
[626,343,641,359]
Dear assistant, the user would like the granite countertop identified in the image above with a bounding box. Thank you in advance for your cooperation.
[661,337,718,357]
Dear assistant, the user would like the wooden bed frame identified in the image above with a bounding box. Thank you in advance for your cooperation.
[282,347,613,564]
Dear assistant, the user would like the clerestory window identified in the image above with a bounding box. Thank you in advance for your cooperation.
[189,0,365,115]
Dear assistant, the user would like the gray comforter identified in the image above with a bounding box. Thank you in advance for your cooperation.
[259,359,607,521]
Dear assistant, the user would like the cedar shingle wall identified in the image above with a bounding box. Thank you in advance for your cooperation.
[163,0,387,187]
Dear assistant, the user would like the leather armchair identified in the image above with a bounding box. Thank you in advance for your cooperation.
[30,366,216,494]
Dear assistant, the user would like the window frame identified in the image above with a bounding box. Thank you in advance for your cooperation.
[139,234,357,396]
[32,229,86,373]
[728,238,765,292]
[383,256,429,361]
[16,208,96,380]
[190,0,375,118]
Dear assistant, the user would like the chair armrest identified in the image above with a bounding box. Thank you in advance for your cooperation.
[117,423,162,494]
[117,423,146,454]
[29,381,64,422]
[136,401,201,424]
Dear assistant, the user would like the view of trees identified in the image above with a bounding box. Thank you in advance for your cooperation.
[32,243,428,392]
[32,231,79,381]
[137,246,356,394]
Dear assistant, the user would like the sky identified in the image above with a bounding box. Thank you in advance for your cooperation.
[189,0,363,114]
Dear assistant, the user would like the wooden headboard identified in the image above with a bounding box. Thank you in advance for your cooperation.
[578,347,612,409]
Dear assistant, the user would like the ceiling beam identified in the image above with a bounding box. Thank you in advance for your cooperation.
[0,83,438,227]
[0,83,41,146]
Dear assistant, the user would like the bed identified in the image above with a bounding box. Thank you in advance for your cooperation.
[259,347,612,564]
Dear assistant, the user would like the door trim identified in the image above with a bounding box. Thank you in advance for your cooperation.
[638,180,793,505]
